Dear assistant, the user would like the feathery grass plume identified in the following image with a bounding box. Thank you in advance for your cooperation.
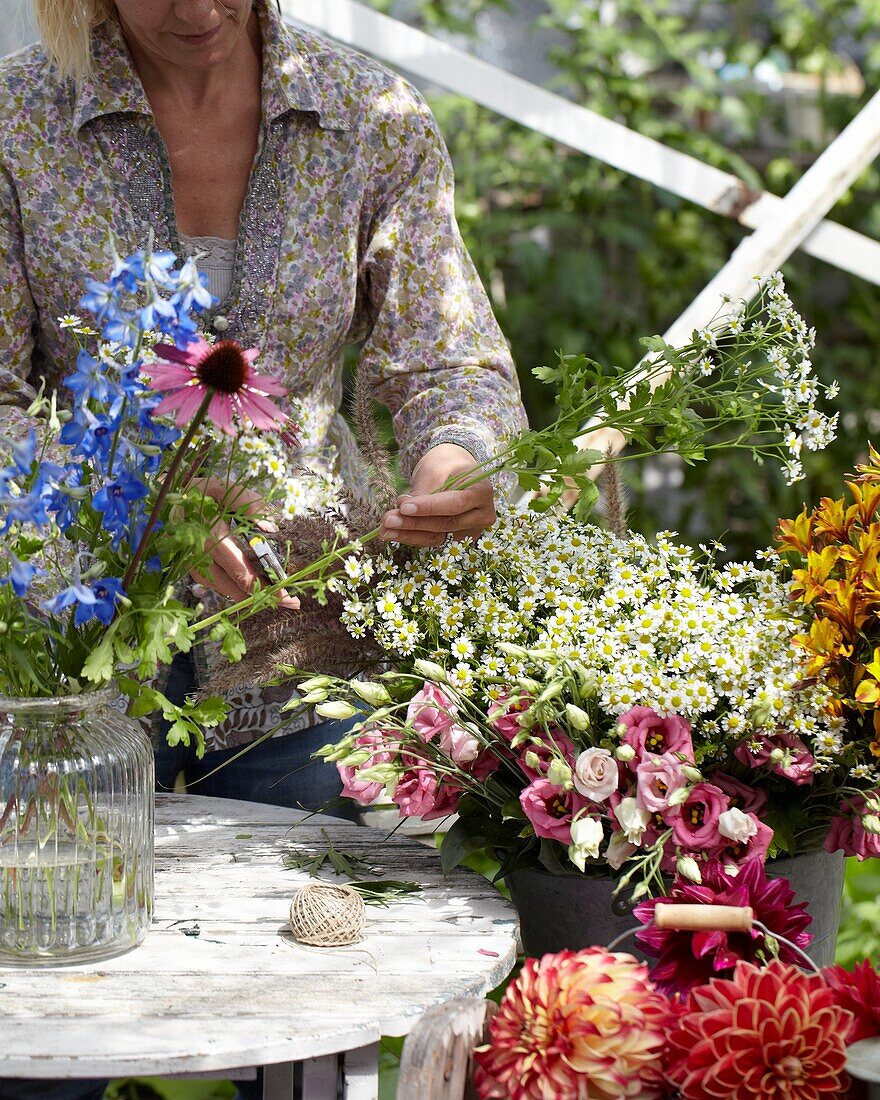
[204,371,405,696]
[351,364,398,514]
[600,446,628,538]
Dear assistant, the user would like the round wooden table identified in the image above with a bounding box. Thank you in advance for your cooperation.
[0,794,517,1099]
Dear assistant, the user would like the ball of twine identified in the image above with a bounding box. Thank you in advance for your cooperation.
[289,883,366,947]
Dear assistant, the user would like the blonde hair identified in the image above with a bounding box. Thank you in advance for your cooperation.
[30,0,115,83]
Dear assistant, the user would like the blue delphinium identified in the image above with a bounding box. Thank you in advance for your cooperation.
[0,238,215,659]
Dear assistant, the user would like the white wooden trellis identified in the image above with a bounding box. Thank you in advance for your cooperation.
[280,0,880,457]
[280,0,880,290]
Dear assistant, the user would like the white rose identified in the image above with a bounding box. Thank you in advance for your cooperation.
[614,797,650,844]
[605,832,637,870]
[718,807,758,844]
[568,816,605,871]
[573,748,619,801]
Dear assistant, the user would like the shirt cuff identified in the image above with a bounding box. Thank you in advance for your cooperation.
[412,425,512,495]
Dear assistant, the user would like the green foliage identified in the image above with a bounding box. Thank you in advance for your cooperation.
[836,857,880,966]
[369,0,880,556]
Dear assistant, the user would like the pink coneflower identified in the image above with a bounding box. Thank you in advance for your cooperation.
[147,337,288,435]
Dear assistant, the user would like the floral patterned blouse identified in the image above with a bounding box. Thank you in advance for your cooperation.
[0,0,527,750]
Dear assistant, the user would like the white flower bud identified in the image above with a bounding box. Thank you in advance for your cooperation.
[298,675,335,693]
[497,642,529,659]
[357,763,398,784]
[516,677,543,694]
[676,855,702,884]
[666,786,691,808]
[568,816,605,871]
[523,751,542,771]
[315,700,358,720]
[349,681,392,707]
[565,704,591,731]
[300,689,329,704]
[547,758,573,787]
[681,765,703,783]
[615,744,636,763]
[614,798,650,844]
[537,681,564,703]
[864,814,880,835]
[615,723,630,739]
[413,659,448,682]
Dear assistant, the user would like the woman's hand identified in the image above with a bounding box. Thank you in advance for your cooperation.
[187,477,299,609]
[379,443,495,547]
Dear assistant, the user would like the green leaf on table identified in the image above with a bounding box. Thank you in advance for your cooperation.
[283,829,379,879]
[347,880,421,906]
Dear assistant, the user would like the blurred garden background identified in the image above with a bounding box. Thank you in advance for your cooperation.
[3,0,880,1094]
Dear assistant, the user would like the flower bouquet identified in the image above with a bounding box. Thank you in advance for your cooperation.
[296,277,845,960]
[0,240,305,961]
[317,516,840,886]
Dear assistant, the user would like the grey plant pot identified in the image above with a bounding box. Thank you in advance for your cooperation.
[506,849,846,966]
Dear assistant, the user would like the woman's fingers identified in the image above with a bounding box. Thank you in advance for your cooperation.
[380,506,489,537]
[195,527,299,609]
[380,485,496,543]
[190,565,249,604]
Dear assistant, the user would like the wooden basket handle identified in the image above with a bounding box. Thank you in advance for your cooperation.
[653,903,754,932]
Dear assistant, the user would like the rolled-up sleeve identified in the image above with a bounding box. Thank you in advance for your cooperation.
[355,80,528,480]
[0,160,40,430]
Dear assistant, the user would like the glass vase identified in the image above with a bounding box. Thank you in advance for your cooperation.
[0,688,154,965]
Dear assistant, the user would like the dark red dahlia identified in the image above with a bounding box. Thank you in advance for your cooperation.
[634,859,813,994]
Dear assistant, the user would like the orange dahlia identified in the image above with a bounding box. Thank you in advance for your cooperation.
[666,959,853,1099]
[473,947,671,1100]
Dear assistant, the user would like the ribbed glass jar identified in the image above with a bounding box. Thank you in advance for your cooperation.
[0,689,154,965]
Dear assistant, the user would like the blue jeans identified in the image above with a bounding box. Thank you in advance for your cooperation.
[0,654,357,1100]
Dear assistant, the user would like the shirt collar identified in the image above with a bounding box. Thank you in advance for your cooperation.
[72,0,353,133]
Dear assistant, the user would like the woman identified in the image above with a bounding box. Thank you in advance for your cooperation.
[0,0,525,1092]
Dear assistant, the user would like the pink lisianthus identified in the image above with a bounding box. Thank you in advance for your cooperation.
[824,792,880,859]
[635,752,687,814]
[147,337,289,435]
[407,682,457,743]
[734,731,815,785]
[468,746,504,782]
[634,860,813,994]
[713,772,768,816]
[520,779,588,844]
[337,729,395,805]
[671,783,730,851]
[517,729,577,781]
[487,693,533,741]
[439,722,480,764]
[573,746,623,804]
[392,765,460,820]
[619,706,694,767]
